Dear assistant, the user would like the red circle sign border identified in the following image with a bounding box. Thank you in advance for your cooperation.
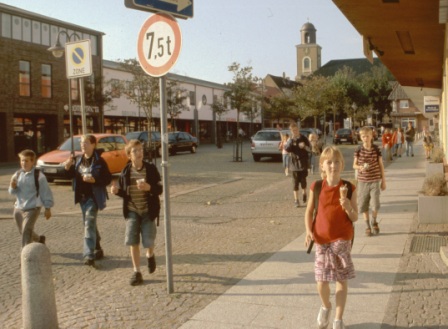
[137,13,182,77]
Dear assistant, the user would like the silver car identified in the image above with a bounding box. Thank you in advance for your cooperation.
[250,129,290,162]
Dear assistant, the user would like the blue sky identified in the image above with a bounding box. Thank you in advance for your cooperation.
[2,0,365,84]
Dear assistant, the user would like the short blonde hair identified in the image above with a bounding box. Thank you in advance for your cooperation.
[125,139,143,156]
[319,145,345,178]
[18,149,36,161]
[359,126,373,136]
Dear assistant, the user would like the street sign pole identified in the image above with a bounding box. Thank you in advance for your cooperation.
[159,75,174,293]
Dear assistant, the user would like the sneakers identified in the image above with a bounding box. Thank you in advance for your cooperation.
[130,271,143,286]
[84,258,95,267]
[148,255,156,274]
[38,235,46,244]
[317,305,331,329]
[94,248,104,260]
[333,319,345,329]
[303,193,307,203]
[372,222,380,235]
[294,200,299,208]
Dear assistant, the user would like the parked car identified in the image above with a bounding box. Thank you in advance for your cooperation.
[250,129,290,162]
[36,134,128,182]
[333,128,358,145]
[300,127,321,139]
[125,131,162,157]
[167,131,198,155]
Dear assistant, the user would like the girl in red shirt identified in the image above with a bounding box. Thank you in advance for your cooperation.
[304,146,358,329]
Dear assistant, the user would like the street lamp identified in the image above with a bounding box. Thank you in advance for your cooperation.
[47,31,86,155]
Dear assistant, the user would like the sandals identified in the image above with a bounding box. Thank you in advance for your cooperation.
[365,228,372,237]
[372,222,380,235]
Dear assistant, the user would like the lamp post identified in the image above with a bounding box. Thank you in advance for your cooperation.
[48,31,87,155]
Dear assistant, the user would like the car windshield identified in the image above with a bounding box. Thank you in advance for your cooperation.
[59,137,82,151]
[253,131,281,141]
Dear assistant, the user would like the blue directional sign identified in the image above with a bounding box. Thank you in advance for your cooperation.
[124,0,193,19]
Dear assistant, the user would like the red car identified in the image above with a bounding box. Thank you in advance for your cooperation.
[36,134,128,182]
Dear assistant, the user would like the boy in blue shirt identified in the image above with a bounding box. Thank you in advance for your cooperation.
[8,149,54,248]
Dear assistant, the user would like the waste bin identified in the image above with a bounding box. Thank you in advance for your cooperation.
[233,139,243,162]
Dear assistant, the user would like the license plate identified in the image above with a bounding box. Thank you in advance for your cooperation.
[341,138,347,142]
[44,168,57,173]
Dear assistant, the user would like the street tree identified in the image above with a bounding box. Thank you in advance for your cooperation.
[118,58,159,161]
[166,79,189,131]
[225,62,257,137]
[210,96,229,147]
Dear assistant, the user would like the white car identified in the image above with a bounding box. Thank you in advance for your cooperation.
[250,129,290,162]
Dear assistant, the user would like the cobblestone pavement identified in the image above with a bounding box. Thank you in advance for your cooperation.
[0,143,310,329]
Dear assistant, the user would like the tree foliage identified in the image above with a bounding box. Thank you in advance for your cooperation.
[166,79,189,131]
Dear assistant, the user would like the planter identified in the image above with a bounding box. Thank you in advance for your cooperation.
[426,162,444,176]
[418,193,448,224]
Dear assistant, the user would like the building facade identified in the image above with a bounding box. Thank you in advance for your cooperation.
[0,3,104,163]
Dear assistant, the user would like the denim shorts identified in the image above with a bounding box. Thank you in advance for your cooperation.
[357,181,381,213]
[125,211,157,248]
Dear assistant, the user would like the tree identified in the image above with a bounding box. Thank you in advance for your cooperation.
[225,62,257,137]
[264,92,295,125]
[210,96,229,147]
[86,75,113,132]
[166,80,189,131]
[118,58,159,161]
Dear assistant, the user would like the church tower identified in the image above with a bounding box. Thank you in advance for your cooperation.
[296,22,321,80]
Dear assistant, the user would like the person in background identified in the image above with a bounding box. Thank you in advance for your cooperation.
[405,122,415,157]
[309,132,322,174]
[64,134,111,267]
[279,133,290,176]
[110,140,163,286]
[422,129,434,160]
[304,146,358,329]
[381,128,393,162]
[285,123,311,208]
[8,149,54,248]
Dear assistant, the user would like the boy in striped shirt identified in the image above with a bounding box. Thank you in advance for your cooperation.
[353,126,386,237]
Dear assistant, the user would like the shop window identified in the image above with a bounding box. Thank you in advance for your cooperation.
[19,60,31,97]
[41,64,52,98]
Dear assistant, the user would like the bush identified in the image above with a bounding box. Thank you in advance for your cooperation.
[432,147,445,163]
[420,173,448,196]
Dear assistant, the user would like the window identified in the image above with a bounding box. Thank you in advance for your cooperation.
[399,100,409,108]
[41,23,50,46]
[32,21,41,44]
[41,64,52,98]
[1,13,11,38]
[303,58,311,72]
[12,16,21,40]
[189,91,196,106]
[22,18,31,42]
[19,61,31,97]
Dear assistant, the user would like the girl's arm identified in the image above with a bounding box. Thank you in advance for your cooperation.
[304,189,315,247]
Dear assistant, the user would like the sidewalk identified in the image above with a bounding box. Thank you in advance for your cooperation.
[179,142,442,329]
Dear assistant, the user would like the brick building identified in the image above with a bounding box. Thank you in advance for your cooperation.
[0,3,104,163]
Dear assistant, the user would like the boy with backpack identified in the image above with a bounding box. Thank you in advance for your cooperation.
[8,149,54,248]
[353,126,386,237]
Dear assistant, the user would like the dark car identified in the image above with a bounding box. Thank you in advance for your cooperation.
[125,131,162,157]
[167,131,198,155]
[333,128,358,145]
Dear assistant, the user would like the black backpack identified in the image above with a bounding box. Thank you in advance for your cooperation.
[15,168,41,197]
[307,179,354,253]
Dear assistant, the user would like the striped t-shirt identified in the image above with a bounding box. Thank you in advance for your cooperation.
[354,144,382,182]
[128,166,148,215]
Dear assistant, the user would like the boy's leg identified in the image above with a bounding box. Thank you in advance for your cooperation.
[130,245,141,271]
[15,208,41,248]
[80,198,98,264]
[334,280,348,321]
[142,213,157,274]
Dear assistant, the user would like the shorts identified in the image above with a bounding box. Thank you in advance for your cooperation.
[315,240,355,282]
[292,170,307,191]
[125,211,157,248]
[357,180,381,213]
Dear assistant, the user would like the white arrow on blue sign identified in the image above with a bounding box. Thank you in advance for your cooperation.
[124,0,193,19]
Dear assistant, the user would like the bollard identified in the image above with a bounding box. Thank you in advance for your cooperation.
[21,243,58,329]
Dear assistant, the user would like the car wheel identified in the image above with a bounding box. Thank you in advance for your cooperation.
[253,154,260,162]
[190,145,197,153]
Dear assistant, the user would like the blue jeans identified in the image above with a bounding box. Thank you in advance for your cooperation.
[80,197,98,260]
[406,141,414,156]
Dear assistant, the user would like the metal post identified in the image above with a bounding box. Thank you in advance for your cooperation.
[79,78,87,134]
[160,75,174,293]
[67,79,74,156]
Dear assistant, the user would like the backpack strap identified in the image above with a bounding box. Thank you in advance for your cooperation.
[34,168,40,198]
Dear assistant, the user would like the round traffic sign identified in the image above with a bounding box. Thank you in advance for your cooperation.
[137,13,182,77]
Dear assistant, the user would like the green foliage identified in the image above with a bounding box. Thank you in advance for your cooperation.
[166,80,189,130]
[420,173,448,196]
[432,147,445,163]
